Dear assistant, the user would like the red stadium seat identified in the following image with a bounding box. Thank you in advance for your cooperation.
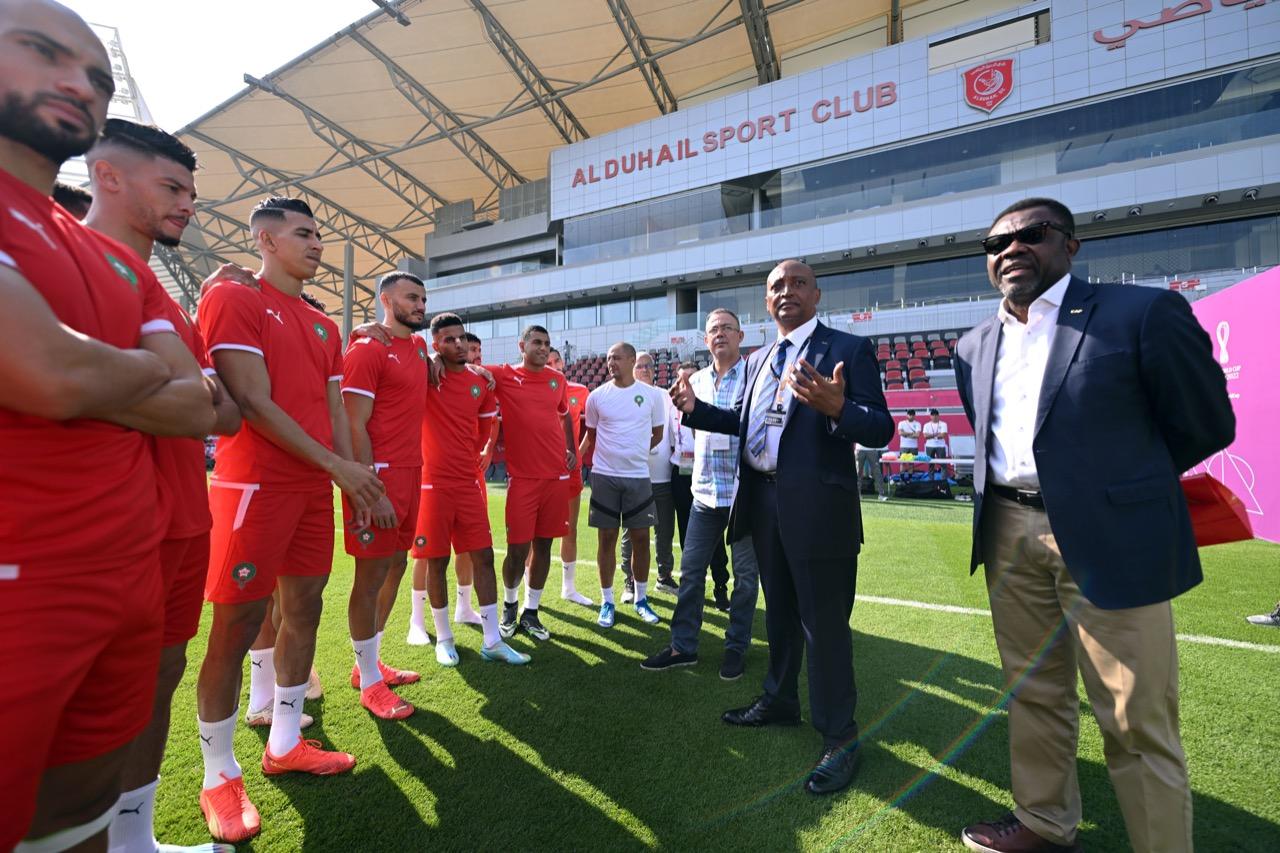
[886,382,905,390]
[908,368,927,381]
[885,369,903,381]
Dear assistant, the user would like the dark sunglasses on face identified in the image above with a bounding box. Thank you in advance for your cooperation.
[980,221,1074,255]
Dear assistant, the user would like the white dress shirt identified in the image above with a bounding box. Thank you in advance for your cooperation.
[988,273,1071,489]
[744,314,817,473]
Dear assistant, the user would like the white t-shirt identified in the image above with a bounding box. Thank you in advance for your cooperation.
[646,388,674,484]
[585,380,666,478]
[923,419,948,449]
[898,418,921,450]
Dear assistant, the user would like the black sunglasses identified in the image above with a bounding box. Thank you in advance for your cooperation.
[980,221,1074,255]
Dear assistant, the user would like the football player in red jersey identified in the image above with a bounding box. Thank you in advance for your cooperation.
[447,330,496,625]
[546,348,593,605]
[82,118,244,853]
[193,196,384,842]
[341,272,430,717]
[483,326,579,641]
[0,3,216,849]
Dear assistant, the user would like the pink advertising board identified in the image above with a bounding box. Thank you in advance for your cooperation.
[1187,269,1279,543]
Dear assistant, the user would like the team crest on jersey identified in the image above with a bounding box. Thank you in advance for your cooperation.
[312,322,328,341]
[549,379,559,390]
[414,536,426,547]
[232,562,257,590]
[358,530,375,546]
[105,253,138,289]
[417,348,427,361]
[570,395,579,406]
[633,394,645,407]
[469,384,481,398]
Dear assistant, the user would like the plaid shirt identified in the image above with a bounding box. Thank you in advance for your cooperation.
[690,358,746,509]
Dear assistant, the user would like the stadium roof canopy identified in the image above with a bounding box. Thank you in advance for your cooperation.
[163,0,913,320]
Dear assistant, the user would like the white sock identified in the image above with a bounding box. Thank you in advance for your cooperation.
[375,630,384,656]
[635,580,648,602]
[504,585,520,605]
[247,647,275,713]
[524,585,543,611]
[352,636,380,690]
[561,561,577,591]
[198,710,241,788]
[602,585,615,605]
[107,777,157,853]
[410,589,428,631]
[432,607,453,643]
[266,682,308,756]
[456,583,474,612]
[479,603,500,647]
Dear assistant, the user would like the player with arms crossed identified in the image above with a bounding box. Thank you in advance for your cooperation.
[83,118,245,853]
[485,325,578,641]
[0,3,216,849]
[341,272,431,719]
[194,196,384,843]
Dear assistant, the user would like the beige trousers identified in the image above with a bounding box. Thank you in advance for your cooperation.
[982,492,1193,851]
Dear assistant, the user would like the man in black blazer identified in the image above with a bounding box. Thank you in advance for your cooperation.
[670,259,893,794]
[954,198,1233,853]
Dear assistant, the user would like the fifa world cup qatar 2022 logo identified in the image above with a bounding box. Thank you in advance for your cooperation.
[964,59,1014,113]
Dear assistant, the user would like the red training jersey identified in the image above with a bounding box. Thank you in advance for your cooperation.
[486,364,569,479]
[0,167,176,573]
[151,288,215,540]
[565,381,589,447]
[421,367,498,483]
[341,334,429,468]
[198,278,342,489]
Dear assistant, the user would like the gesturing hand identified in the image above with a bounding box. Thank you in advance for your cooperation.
[788,359,846,419]
[669,374,695,413]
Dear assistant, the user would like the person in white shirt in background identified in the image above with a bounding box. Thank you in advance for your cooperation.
[580,342,667,628]
[620,351,678,601]
[897,408,921,455]
[922,407,949,477]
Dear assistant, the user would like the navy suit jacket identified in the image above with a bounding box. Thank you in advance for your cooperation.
[683,321,894,562]
[954,277,1234,609]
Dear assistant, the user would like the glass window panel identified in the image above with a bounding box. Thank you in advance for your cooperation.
[569,303,597,328]
[634,295,667,321]
[599,299,631,324]
[495,316,518,337]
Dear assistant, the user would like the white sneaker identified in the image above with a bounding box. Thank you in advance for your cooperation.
[561,588,594,606]
[406,624,432,646]
[435,639,460,667]
[454,607,482,626]
[245,706,314,729]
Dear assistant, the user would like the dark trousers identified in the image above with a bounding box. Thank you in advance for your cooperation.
[671,466,729,589]
[747,478,859,747]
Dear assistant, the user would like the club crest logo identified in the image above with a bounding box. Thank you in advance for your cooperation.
[963,59,1014,113]
[358,530,374,546]
[469,384,481,398]
[231,561,257,590]
[549,379,559,390]
[105,253,138,289]
[569,395,579,407]
[633,394,645,407]
[313,322,328,341]
[417,348,427,361]
[414,536,427,548]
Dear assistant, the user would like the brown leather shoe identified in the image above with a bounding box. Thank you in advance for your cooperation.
[961,814,1081,852]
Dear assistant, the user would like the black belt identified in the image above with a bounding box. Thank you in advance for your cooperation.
[756,470,778,483]
[989,483,1045,509]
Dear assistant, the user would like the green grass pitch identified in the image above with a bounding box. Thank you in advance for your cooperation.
[152,488,1280,851]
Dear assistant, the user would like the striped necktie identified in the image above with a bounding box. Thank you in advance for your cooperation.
[746,339,790,460]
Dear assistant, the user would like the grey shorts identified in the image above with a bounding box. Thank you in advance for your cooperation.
[588,473,655,529]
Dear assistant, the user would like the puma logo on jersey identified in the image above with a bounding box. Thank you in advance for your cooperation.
[388,354,401,363]
[511,375,525,386]
[265,309,284,325]
[9,208,57,250]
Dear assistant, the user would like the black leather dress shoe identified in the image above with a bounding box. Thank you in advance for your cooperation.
[721,695,801,727]
[805,744,861,795]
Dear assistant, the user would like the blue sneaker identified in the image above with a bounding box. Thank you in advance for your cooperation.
[597,602,616,628]
[634,598,661,625]
[480,640,531,665]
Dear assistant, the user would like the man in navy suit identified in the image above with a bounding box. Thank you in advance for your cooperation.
[670,259,893,794]
[954,198,1233,853]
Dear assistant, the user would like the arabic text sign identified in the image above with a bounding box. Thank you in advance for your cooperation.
[1094,0,1267,50]
[1187,268,1280,543]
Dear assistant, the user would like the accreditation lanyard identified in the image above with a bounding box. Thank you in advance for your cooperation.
[762,336,811,427]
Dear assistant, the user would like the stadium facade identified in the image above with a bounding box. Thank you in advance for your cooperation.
[411,0,1280,367]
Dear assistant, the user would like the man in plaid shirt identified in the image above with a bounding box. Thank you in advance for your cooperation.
[641,309,761,681]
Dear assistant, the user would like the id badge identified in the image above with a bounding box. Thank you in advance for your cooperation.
[709,434,731,451]
[763,411,785,427]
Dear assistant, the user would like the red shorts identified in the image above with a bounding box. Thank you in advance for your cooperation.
[567,466,584,498]
[0,555,163,851]
[506,476,570,544]
[411,478,492,559]
[341,466,420,558]
[477,471,488,504]
[160,532,209,645]
[205,483,334,605]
